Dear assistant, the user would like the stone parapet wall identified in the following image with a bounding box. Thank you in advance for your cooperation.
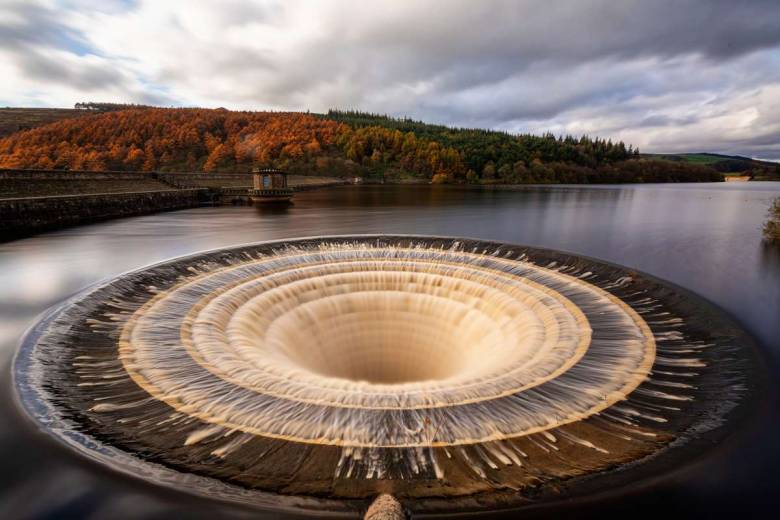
[155,172,254,188]
[0,169,348,240]
[0,189,205,241]
[0,168,153,180]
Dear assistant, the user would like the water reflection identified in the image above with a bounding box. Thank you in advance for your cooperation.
[1,182,779,518]
[760,241,780,274]
[253,202,293,216]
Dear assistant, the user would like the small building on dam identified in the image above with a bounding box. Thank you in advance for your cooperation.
[250,168,293,203]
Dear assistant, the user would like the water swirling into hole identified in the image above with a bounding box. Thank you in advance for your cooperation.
[13,236,757,515]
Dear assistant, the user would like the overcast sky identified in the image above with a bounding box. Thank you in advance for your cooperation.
[2,0,780,159]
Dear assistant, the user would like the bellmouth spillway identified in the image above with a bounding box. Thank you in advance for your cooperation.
[13,235,758,515]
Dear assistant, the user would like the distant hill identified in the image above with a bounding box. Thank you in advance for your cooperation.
[324,110,722,183]
[0,108,86,138]
[324,110,637,173]
[0,108,466,181]
[0,104,155,138]
[646,153,779,180]
[0,106,735,184]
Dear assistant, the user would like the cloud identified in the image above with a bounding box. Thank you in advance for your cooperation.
[0,0,176,105]
[1,0,779,159]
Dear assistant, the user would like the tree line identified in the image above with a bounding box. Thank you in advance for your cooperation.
[0,107,723,183]
[0,108,467,181]
[74,102,155,112]
[324,110,722,183]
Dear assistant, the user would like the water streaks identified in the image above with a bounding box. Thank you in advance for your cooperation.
[13,236,753,510]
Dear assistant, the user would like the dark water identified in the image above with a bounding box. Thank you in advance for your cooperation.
[1,183,779,518]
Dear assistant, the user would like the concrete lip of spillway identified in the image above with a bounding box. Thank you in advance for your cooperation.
[12,235,762,517]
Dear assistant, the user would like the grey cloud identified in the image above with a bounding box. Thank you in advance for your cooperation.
[232,1,780,136]
[638,115,700,128]
[17,49,121,90]
[0,0,176,103]
[312,0,780,90]
[209,0,281,27]
[0,2,93,54]
[0,1,118,90]
[1,0,780,159]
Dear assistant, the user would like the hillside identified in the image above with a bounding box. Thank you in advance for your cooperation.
[325,110,636,172]
[0,108,467,181]
[325,110,723,183]
[0,108,86,138]
[648,152,779,180]
[0,107,726,184]
[0,104,156,138]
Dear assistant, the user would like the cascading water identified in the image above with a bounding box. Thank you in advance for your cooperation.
[13,236,757,516]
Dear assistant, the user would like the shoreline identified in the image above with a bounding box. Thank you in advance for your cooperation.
[0,170,348,242]
[3,178,777,243]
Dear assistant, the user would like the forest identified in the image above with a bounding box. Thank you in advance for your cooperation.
[325,110,723,183]
[0,107,724,184]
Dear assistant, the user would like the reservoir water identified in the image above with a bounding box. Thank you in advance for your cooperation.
[1,182,779,518]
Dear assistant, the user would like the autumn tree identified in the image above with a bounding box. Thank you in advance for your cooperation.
[0,107,724,183]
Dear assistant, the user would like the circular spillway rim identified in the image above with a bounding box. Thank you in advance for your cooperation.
[114,244,655,447]
[10,234,760,517]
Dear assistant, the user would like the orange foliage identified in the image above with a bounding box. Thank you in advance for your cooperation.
[0,108,346,172]
[0,107,465,180]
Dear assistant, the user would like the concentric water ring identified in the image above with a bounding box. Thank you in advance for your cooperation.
[13,236,756,513]
[120,247,654,447]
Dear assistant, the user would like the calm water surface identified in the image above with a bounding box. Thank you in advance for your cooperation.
[1,183,779,518]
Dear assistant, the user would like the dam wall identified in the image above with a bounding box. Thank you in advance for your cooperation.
[0,169,154,180]
[0,188,205,241]
[156,172,349,190]
[0,169,347,241]
[156,172,254,188]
